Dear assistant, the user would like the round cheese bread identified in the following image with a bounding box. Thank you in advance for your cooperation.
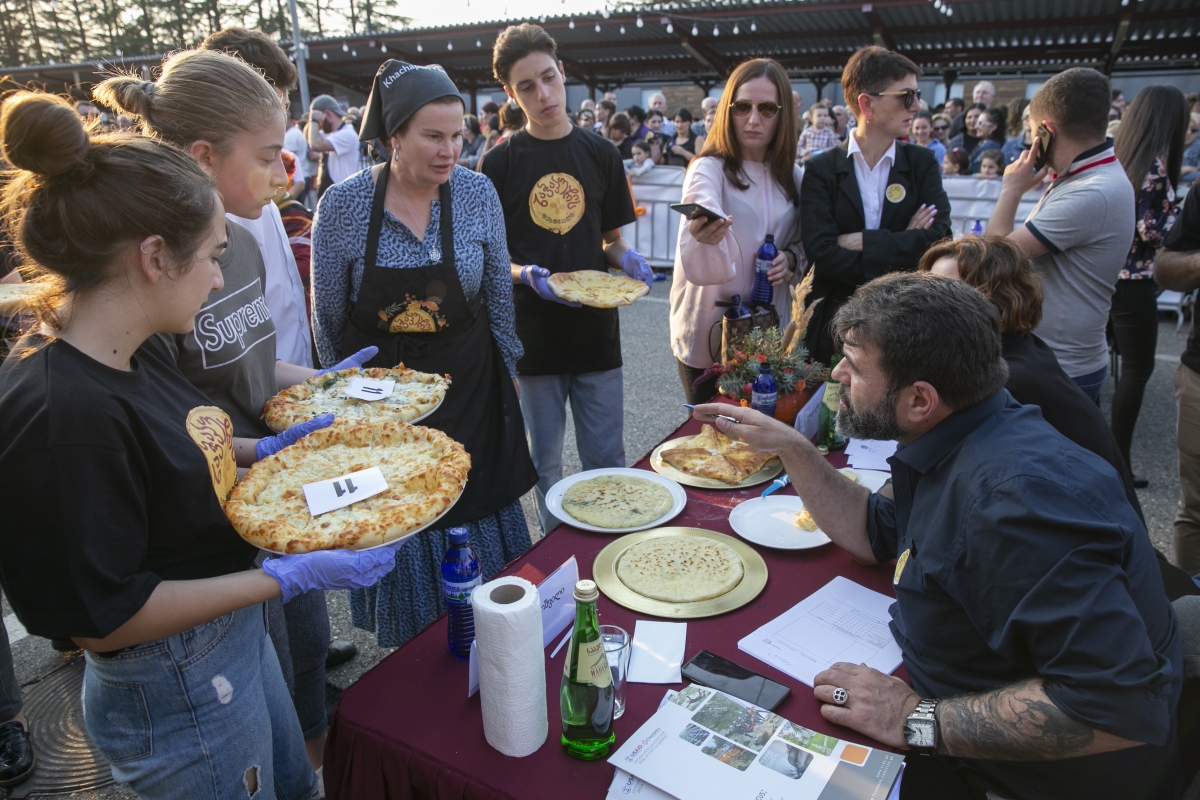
[547,270,650,308]
[225,420,470,553]
[616,535,744,602]
[262,365,449,433]
[562,475,674,529]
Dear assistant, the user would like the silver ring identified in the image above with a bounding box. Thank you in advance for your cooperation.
[831,687,849,706]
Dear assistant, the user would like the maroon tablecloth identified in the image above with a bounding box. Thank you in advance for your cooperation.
[325,410,903,800]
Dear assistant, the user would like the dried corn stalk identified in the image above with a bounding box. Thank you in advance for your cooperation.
[784,268,822,356]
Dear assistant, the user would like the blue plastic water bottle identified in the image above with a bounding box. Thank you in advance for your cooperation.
[752,234,777,305]
[751,362,778,417]
[971,219,983,236]
[442,527,481,658]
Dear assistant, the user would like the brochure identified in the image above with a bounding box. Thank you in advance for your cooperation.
[609,684,903,800]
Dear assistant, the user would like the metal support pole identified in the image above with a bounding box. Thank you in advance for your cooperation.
[287,0,310,112]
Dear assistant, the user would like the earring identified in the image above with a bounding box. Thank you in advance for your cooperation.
[139,245,149,253]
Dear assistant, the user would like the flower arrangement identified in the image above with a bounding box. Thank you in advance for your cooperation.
[715,326,828,403]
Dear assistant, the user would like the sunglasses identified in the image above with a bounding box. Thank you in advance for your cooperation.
[870,88,922,110]
[933,124,949,131]
[729,100,780,119]
[1192,126,1200,134]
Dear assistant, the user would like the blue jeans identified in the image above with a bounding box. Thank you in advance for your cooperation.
[83,604,318,800]
[518,368,626,532]
[1071,365,1108,403]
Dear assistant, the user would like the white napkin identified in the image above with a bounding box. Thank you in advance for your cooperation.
[627,621,687,684]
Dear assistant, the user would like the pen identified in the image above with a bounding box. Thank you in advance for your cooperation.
[682,404,740,424]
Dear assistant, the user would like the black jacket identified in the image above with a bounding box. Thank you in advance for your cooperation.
[800,139,951,363]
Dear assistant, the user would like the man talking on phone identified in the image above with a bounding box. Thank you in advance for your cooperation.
[987,68,1133,402]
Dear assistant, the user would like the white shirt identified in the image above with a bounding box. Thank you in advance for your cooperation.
[228,204,313,367]
[283,125,308,181]
[322,124,362,184]
[847,133,896,231]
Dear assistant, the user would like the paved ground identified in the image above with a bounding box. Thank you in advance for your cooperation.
[3,279,1193,797]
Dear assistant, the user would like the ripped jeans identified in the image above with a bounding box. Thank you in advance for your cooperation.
[82,603,318,800]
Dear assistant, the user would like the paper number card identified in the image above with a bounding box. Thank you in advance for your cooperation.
[303,467,389,516]
[344,377,396,401]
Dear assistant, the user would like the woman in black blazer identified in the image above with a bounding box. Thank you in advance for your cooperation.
[799,47,952,364]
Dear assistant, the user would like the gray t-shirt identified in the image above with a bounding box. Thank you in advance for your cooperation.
[1024,145,1134,378]
[162,220,277,438]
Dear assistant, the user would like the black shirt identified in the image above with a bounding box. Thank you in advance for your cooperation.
[0,335,257,639]
[868,391,1180,799]
[1163,186,1200,375]
[481,126,636,376]
[1002,331,1142,519]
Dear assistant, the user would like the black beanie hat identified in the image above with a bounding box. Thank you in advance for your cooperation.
[359,60,463,142]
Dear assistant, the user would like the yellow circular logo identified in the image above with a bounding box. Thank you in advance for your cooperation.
[885,183,906,203]
[529,172,586,235]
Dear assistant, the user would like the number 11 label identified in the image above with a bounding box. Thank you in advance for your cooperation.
[303,466,389,516]
[344,377,396,401]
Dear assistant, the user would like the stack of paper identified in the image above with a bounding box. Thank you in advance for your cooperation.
[606,684,903,800]
[845,438,898,472]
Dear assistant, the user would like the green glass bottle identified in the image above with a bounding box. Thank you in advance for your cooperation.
[560,580,615,760]
[817,354,848,451]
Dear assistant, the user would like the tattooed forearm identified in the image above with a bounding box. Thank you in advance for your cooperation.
[937,679,1136,761]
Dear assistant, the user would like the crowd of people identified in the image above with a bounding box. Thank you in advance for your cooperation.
[0,20,1198,800]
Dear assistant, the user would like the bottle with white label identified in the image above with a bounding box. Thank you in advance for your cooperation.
[441,527,481,658]
[560,580,615,759]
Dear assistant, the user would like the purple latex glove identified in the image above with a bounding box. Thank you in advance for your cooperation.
[519,265,581,307]
[255,413,334,461]
[262,547,397,603]
[316,346,379,376]
[621,248,654,289]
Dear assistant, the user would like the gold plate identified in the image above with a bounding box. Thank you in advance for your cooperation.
[649,438,783,490]
[593,527,768,618]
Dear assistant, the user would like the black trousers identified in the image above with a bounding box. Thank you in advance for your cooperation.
[676,358,719,405]
[1109,279,1159,469]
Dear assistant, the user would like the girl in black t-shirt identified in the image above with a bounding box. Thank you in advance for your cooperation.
[0,93,395,800]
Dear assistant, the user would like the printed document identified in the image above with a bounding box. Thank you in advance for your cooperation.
[737,577,903,687]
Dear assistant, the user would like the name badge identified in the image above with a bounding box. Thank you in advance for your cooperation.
[303,467,389,516]
[885,183,906,203]
[344,377,395,401]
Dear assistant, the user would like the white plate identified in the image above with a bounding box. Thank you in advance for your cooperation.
[729,469,891,550]
[255,479,466,554]
[546,468,687,534]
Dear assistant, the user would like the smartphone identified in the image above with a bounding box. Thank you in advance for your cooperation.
[669,202,725,222]
[681,650,791,711]
[1033,123,1053,171]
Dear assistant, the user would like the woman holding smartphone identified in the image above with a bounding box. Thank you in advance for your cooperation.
[669,58,804,403]
[0,92,393,799]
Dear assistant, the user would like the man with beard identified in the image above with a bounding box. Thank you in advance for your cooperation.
[691,272,1181,799]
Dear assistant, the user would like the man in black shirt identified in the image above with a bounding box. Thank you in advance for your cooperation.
[694,273,1181,799]
[482,23,651,532]
[1157,188,1200,578]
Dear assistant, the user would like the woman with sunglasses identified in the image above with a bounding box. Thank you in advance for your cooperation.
[799,45,951,364]
[931,113,953,147]
[669,58,804,403]
[1108,86,1190,488]
[968,107,1008,174]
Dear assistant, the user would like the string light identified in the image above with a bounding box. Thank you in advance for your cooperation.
[569,19,575,28]
[476,39,482,47]
[447,41,453,50]
[666,23,673,33]
[322,52,328,59]
[733,23,739,34]
[692,24,699,36]
[620,25,625,34]
[712,24,719,36]
[750,21,757,31]
[636,15,643,27]
[595,23,601,32]
[380,43,387,53]
[351,49,357,56]
[342,42,349,52]
[417,42,423,52]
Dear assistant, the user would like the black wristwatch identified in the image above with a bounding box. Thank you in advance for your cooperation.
[903,699,939,755]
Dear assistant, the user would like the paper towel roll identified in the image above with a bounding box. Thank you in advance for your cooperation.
[471,576,548,757]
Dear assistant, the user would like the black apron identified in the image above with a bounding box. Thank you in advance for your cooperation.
[340,165,536,528]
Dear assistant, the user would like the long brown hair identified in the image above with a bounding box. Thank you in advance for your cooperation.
[918,235,1042,335]
[1113,84,1190,191]
[696,58,798,205]
[0,92,217,333]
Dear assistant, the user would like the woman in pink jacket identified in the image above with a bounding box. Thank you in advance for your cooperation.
[670,58,805,403]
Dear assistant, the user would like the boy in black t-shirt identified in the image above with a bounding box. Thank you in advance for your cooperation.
[482,23,652,532]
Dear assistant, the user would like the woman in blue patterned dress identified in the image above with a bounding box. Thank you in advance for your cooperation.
[311,61,537,648]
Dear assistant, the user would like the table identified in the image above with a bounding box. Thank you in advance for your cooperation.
[324,412,903,800]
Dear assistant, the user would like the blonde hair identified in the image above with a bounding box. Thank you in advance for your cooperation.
[94,49,284,152]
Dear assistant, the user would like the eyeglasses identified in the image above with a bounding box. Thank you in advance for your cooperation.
[932,124,949,132]
[729,100,780,119]
[1192,126,1200,134]
[870,88,921,110]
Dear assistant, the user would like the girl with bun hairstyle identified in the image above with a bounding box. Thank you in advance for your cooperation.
[0,92,394,799]
[94,50,380,775]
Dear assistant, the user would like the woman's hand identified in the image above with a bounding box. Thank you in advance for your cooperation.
[689,214,732,246]
[262,547,398,603]
[905,204,936,230]
[837,233,863,252]
[767,251,795,287]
